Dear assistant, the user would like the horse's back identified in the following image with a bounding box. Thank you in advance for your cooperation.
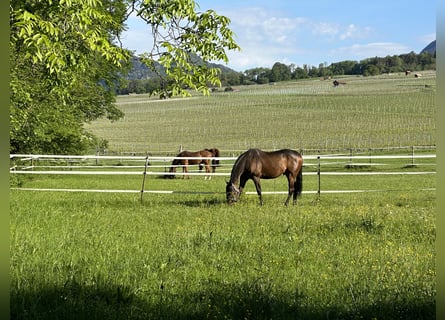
[254,148,302,175]
[244,148,301,159]
[237,149,283,178]
[280,149,303,171]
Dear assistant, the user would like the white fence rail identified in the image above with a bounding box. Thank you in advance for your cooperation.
[10,153,436,197]
[9,153,437,161]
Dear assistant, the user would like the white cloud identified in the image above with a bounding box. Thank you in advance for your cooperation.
[331,42,411,59]
[222,9,378,69]
[214,7,308,69]
[224,7,306,44]
[120,5,423,71]
[312,22,340,37]
[339,24,372,40]
[120,14,155,54]
[417,33,436,45]
[311,22,372,41]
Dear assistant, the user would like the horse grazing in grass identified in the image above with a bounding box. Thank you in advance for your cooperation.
[226,148,303,206]
[169,148,220,179]
[333,80,347,87]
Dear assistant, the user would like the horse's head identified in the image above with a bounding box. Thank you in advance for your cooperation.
[168,160,178,179]
[226,181,240,204]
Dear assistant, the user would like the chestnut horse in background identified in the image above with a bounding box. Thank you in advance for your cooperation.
[169,148,220,179]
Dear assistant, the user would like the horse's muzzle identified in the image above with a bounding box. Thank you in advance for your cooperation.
[226,182,240,204]
[226,192,239,205]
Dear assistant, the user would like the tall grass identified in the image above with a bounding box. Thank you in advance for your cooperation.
[10,188,435,319]
[11,71,436,319]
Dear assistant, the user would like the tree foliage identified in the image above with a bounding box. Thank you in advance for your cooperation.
[133,0,239,97]
[241,51,435,84]
[10,0,239,154]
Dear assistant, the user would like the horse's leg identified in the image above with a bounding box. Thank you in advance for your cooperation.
[205,163,211,180]
[285,174,295,206]
[169,165,176,179]
[183,163,188,179]
[292,174,298,205]
[211,160,217,173]
[252,176,263,206]
[238,176,249,200]
[202,160,211,180]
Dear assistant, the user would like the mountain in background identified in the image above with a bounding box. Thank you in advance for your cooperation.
[126,55,237,80]
[120,43,435,95]
[126,56,163,80]
[127,40,437,81]
[421,40,436,54]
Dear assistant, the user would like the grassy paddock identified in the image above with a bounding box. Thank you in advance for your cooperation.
[11,72,436,319]
[10,187,435,319]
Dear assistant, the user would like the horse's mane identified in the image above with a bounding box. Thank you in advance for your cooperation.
[212,148,220,157]
[204,148,220,157]
[229,149,253,184]
[177,150,194,157]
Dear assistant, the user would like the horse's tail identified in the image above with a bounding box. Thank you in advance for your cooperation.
[295,165,303,197]
[211,148,220,169]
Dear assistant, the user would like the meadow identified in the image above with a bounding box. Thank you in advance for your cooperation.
[85,71,436,154]
[10,186,436,319]
[10,72,436,319]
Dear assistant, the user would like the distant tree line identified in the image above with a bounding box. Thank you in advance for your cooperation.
[117,50,435,94]
[230,51,436,86]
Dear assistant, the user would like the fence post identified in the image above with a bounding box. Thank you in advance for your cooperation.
[140,155,150,203]
[317,156,321,198]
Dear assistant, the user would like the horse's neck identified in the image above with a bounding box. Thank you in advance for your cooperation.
[230,154,247,184]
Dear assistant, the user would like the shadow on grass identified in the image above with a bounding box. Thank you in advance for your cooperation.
[177,197,226,207]
[11,280,435,320]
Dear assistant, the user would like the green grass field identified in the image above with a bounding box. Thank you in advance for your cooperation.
[86,71,436,154]
[10,187,436,319]
[10,72,436,319]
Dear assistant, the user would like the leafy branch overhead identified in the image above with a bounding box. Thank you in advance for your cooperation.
[10,0,240,154]
[133,0,240,97]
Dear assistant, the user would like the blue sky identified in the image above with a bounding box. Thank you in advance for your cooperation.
[120,0,436,71]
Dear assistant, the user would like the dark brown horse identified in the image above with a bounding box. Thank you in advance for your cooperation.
[169,148,220,179]
[226,148,303,206]
[333,80,346,87]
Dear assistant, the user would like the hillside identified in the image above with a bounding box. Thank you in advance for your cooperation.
[120,45,435,95]
[126,55,238,80]
[90,72,436,153]
[421,40,436,54]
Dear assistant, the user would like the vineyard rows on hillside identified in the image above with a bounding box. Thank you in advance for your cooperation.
[86,72,435,154]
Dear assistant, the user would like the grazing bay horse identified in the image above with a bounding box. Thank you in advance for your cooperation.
[169,148,220,179]
[226,148,303,206]
[333,80,346,87]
